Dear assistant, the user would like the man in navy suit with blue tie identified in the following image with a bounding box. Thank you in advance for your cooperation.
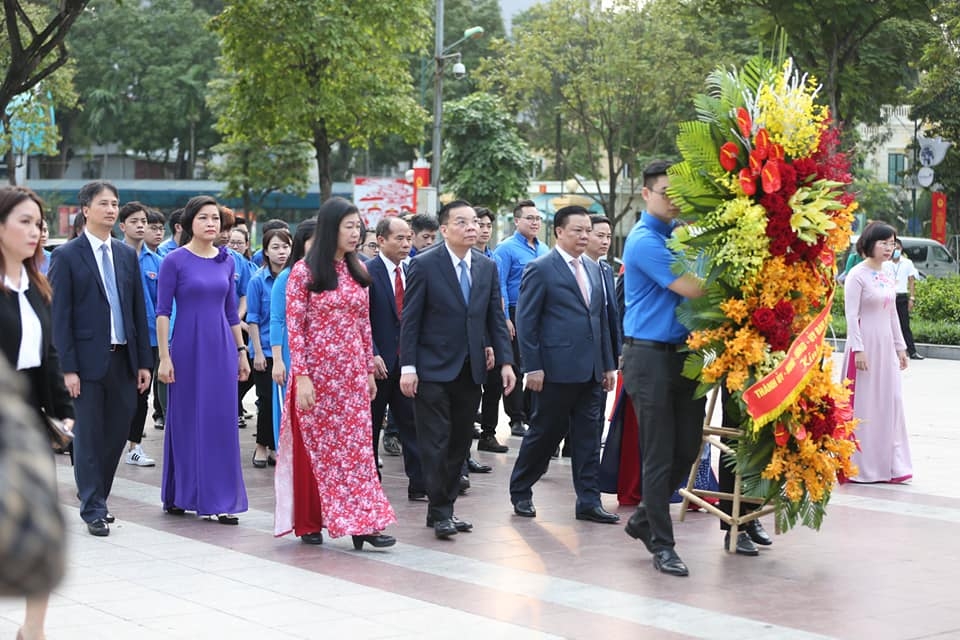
[587,214,622,362]
[509,205,619,523]
[367,215,426,500]
[50,181,153,537]
[400,200,515,539]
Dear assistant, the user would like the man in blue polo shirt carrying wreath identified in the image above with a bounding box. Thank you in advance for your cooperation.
[621,160,707,578]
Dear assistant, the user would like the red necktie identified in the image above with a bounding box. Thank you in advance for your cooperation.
[394,265,404,317]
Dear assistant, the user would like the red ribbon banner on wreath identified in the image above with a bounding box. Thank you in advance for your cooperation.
[742,290,835,428]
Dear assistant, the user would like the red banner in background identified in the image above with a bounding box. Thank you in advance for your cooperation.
[931,192,947,245]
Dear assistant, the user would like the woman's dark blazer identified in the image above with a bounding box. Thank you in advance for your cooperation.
[0,285,75,421]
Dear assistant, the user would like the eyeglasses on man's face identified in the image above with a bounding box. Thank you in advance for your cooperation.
[365,242,379,250]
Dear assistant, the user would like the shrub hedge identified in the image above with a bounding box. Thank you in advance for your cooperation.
[828,275,960,345]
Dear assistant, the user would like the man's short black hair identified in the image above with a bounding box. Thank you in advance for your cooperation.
[554,205,590,237]
[590,214,612,228]
[475,206,495,223]
[147,209,165,225]
[168,208,183,233]
[413,211,443,230]
[78,180,119,208]
[119,201,148,223]
[513,199,537,217]
[642,160,672,189]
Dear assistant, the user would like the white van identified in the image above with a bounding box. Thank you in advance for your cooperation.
[843,235,958,279]
[899,237,959,279]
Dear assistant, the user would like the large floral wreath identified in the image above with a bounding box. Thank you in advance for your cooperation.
[667,55,859,531]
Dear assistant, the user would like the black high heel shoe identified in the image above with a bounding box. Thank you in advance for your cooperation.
[351,533,396,550]
[164,506,186,515]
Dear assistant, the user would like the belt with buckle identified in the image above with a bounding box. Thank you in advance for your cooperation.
[623,338,684,352]
[108,344,127,352]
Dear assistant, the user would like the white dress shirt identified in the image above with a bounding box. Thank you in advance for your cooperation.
[84,229,124,344]
[4,266,42,370]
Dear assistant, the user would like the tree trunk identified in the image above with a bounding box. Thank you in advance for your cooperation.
[313,120,332,204]
[2,113,16,185]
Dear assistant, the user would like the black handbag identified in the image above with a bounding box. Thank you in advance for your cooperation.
[0,363,66,596]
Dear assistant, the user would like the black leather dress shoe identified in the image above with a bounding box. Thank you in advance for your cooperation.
[477,434,508,453]
[910,352,924,360]
[433,519,458,538]
[87,519,110,537]
[510,420,527,437]
[513,499,536,517]
[164,506,186,515]
[745,519,773,546]
[352,533,396,550]
[467,457,492,473]
[624,508,654,552]
[105,512,115,524]
[725,531,759,556]
[652,549,689,576]
[300,532,324,545]
[576,505,620,524]
[459,475,470,495]
[426,515,473,532]
[408,488,428,501]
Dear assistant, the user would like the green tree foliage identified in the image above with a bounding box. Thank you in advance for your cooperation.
[65,0,220,179]
[441,92,530,211]
[208,138,311,216]
[482,0,731,236]
[211,1,431,203]
[702,0,938,125]
[1,0,85,184]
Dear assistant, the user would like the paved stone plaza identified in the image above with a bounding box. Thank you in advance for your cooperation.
[1,354,957,639]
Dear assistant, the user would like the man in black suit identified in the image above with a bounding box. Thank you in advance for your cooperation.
[400,200,515,539]
[586,214,622,362]
[368,216,426,500]
[50,181,153,537]
[509,206,618,522]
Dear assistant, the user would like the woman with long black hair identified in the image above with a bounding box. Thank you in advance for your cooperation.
[0,186,74,640]
[274,198,396,549]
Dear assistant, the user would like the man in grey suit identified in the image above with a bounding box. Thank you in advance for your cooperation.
[50,181,153,537]
[400,200,515,539]
[509,205,618,523]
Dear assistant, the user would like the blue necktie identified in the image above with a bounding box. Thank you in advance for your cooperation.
[100,243,126,343]
[458,259,471,305]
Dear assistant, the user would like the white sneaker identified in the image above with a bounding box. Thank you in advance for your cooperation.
[125,445,156,467]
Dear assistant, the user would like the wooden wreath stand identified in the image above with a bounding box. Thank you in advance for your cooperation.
[678,387,777,553]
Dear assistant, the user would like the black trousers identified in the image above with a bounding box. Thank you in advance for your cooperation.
[477,366,502,437]
[509,380,605,510]
[895,294,917,355]
[622,343,705,551]
[128,346,161,443]
[501,306,530,423]
[372,366,424,492]
[74,349,137,523]
[414,362,481,521]
[252,357,275,449]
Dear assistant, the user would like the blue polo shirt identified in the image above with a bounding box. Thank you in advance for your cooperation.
[493,230,548,308]
[246,266,277,352]
[157,237,178,257]
[138,246,162,347]
[622,212,690,344]
[228,248,253,305]
[251,248,264,267]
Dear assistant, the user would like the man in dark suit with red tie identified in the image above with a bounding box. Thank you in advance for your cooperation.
[368,215,426,500]
[50,181,153,537]
[400,200,515,539]
[509,205,618,523]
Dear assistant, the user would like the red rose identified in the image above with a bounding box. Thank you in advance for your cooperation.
[768,326,792,351]
[751,307,777,333]
[774,300,795,325]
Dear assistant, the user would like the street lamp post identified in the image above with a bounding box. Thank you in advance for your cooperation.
[430,0,483,189]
